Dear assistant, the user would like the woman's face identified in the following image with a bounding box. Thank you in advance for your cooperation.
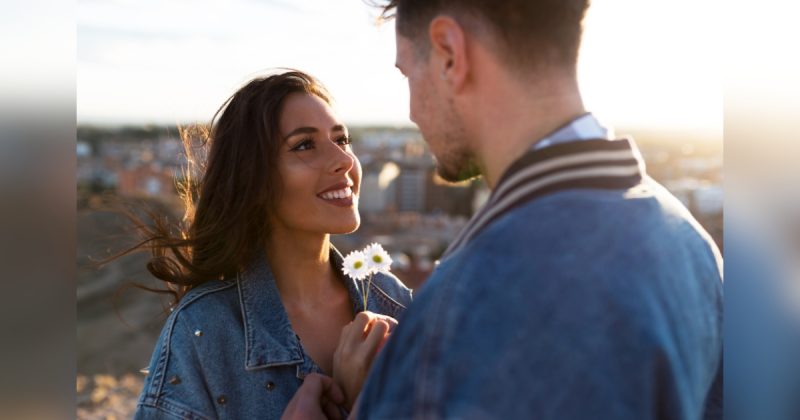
[272,92,361,236]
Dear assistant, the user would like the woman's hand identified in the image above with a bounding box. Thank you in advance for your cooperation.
[333,311,398,410]
[281,373,345,420]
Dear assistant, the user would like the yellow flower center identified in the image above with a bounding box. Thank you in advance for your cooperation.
[372,255,382,263]
[354,261,363,269]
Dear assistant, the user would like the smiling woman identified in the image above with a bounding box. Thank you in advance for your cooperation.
[273,92,362,235]
[117,69,412,419]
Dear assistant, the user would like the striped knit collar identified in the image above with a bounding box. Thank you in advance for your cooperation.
[440,137,646,261]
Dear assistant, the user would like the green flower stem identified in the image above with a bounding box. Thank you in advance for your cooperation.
[360,279,367,310]
[364,273,372,310]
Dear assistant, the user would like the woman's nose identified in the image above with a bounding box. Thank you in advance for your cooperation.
[327,142,355,174]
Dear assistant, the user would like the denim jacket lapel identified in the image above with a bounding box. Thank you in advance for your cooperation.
[330,246,368,314]
[237,252,305,370]
[331,246,406,315]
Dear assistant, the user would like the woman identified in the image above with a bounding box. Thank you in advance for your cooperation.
[131,70,412,419]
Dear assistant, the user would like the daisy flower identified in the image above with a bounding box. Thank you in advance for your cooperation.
[364,243,393,274]
[342,250,369,281]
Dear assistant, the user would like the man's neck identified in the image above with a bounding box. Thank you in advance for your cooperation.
[476,92,585,190]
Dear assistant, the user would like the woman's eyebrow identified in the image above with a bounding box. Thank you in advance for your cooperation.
[284,124,346,141]
[283,126,318,141]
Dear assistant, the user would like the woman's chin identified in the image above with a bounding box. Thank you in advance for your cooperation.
[328,217,360,235]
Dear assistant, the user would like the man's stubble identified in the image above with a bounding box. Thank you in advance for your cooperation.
[429,99,482,183]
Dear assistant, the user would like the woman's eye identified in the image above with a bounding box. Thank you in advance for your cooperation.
[336,136,352,147]
[291,139,314,151]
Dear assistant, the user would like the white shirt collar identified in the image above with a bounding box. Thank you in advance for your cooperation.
[533,113,614,151]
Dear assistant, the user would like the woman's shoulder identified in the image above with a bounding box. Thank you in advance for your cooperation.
[150,279,241,354]
[137,279,240,419]
[149,278,240,350]
[370,271,413,309]
[167,279,240,321]
[178,278,238,307]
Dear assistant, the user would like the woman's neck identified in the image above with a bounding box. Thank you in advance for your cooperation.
[264,228,354,375]
[265,229,337,306]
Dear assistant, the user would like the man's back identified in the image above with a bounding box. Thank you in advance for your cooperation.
[358,177,723,419]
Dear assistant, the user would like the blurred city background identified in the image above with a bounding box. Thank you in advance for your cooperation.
[76,0,721,418]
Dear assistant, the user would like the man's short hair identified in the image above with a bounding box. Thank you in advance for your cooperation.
[377,0,590,71]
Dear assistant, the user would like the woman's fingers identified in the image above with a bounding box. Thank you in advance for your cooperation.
[281,373,343,420]
[354,312,398,335]
[321,396,343,420]
[368,313,398,332]
[352,311,373,334]
[338,313,371,352]
[361,319,390,360]
[332,312,398,410]
[320,374,345,419]
[340,312,372,350]
[339,312,396,353]
[322,373,345,405]
[377,331,392,353]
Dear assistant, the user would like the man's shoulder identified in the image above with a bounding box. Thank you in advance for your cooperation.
[433,180,722,306]
[469,180,717,257]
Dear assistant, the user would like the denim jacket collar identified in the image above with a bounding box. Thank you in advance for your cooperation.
[441,138,645,261]
[236,245,368,372]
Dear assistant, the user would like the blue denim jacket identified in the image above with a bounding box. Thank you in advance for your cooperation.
[358,140,723,419]
[134,246,412,419]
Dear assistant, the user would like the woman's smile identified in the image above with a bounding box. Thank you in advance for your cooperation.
[317,182,356,207]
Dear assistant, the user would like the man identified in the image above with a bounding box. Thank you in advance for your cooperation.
[286,1,723,418]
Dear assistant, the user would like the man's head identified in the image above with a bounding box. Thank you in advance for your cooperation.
[382,0,590,183]
[382,0,589,74]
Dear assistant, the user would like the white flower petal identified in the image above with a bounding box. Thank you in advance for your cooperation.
[364,243,393,273]
[342,250,370,280]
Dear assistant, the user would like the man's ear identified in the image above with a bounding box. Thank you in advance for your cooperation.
[428,16,468,92]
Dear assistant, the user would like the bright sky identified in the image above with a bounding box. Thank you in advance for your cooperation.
[77,0,721,136]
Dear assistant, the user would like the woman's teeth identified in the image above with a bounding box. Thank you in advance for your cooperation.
[320,187,353,200]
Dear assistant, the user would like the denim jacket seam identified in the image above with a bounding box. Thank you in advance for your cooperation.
[149,281,236,399]
[414,297,445,415]
[413,238,495,415]
[412,262,465,414]
[237,274,255,372]
[369,282,407,311]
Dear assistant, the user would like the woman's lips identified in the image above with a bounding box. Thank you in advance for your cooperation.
[319,195,355,207]
[317,185,356,207]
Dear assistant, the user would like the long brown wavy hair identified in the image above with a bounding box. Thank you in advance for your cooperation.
[117,70,332,305]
